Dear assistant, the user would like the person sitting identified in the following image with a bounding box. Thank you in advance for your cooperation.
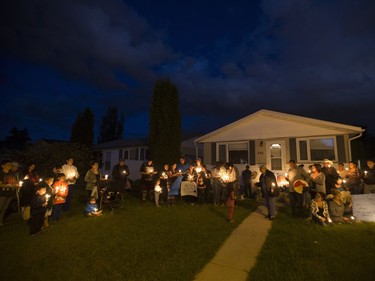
[311,192,332,226]
[84,197,102,217]
[329,190,351,223]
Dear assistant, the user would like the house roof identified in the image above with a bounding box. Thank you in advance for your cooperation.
[92,138,148,150]
[195,109,364,143]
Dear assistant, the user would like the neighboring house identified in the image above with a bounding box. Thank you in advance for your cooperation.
[92,137,203,181]
[195,109,364,185]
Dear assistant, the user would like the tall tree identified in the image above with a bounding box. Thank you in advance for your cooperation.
[149,78,182,168]
[70,107,95,147]
[4,127,31,150]
[97,106,124,143]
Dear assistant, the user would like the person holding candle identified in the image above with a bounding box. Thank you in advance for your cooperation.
[38,175,55,229]
[29,185,48,235]
[286,160,310,218]
[363,158,375,194]
[140,159,157,202]
[61,157,79,212]
[52,173,69,221]
[167,163,179,206]
[321,159,339,195]
[329,190,351,223]
[85,161,101,200]
[344,161,364,194]
[257,165,279,220]
[112,158,130,200]
[311,192,332,226]
[158,164,169,204]
[154,179,163,207]
[85,196,102,216]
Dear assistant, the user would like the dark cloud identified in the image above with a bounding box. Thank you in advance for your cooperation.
[1,0,375,141]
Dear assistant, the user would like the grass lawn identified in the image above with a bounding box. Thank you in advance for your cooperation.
[248,206,375,281]
[0,188,257,281]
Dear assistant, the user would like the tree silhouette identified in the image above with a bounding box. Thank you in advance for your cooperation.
[97,106,124,143]
[149,78,181,168]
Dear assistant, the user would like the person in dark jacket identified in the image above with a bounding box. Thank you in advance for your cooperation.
[258,165,279,220]
[29,185,48,235]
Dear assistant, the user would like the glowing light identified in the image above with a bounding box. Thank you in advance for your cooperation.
[345,168,349,171]
[19,181,23,186]
[364,171,368,175]
[178,169,181,173]
[105,175,108,180]
[328,218,332,223]
[350,216,355,220]
[149,167,154,173]
[94,208,98,212]
[123,170,127,174]
[308,170,311,173]
[272,183,275,187]
[195,167,202,173]
[39,178,43,182]
[45,194,50,202]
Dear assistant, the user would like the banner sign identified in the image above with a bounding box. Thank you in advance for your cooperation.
[352,194,375,222]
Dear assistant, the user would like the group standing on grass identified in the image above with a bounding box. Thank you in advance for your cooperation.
[1,155,375,234]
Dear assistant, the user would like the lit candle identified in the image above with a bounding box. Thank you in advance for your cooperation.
[328,218,332,223]
[19,181,23,187]
[364,171,368,175]
[105,175,108,180]
[343,179,346,184]
[308,170,311,173]
[93,208,98,212]
[195,167,202,173]
[149,167,154,173]
[123,170,127,174]
[178,169,181,173]
[39,178,43,182]
[345,168,349,171]
[272,183,275,187]
[350,216,355,220]
[284,173,288,177]
[45,194,50,202]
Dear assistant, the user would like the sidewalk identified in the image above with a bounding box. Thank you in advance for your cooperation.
[194,204,272,281]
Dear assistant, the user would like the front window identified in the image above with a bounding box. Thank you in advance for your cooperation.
[217,142,249,164]
[297,137,336,162]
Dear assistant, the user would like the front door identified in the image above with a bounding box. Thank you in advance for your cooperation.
[266,140,286,172]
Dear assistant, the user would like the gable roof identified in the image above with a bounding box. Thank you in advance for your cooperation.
[196,109,364,143]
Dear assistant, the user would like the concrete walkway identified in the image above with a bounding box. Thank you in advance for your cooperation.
[194,204,272,281]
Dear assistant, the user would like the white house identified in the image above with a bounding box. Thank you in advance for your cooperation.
[195,109,364,184]
[92,137,203,180]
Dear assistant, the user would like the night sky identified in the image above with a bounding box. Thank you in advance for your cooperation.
[1,0,375,142]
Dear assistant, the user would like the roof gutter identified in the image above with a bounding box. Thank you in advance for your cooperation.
[348,129,365,161]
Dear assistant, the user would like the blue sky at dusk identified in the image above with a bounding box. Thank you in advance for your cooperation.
[1,0,375,142]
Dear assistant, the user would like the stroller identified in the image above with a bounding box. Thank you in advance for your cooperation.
[98,180,121,214]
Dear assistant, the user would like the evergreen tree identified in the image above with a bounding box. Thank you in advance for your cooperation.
[70,107,95,147]
[149,78,181,168]
[4,127,31,150]
[97,106,124,143]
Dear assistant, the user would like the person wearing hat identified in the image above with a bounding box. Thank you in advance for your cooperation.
[286,160,310,218]
[363,158,375,194]
[321,159,339,195]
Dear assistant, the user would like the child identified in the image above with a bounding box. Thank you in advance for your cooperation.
[226,182,235,222]
[197,174,206,205]
[154,180,162,207]
[52,173,68,221]
[85,197,102,216]
[39,176,55,229]
[30,185,48,235]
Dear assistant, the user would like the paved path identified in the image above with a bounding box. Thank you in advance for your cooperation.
[194,204,272,281]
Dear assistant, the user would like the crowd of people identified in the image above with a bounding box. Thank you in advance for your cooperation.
[1,155,375,235]
[285,158,375,226]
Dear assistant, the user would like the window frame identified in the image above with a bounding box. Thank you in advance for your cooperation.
[216,141,250,164]
[296,136,337,162]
